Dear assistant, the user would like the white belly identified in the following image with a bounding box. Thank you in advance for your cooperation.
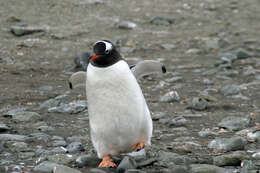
[86,60,152,158]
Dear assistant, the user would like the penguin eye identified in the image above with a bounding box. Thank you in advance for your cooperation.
[105,49,110,54]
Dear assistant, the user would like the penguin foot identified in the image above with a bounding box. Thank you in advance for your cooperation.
[133,142,147,151]
[98,155,116,168]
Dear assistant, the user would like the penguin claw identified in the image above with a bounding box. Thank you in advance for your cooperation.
[133,142,147,151]
[98,156,117,168]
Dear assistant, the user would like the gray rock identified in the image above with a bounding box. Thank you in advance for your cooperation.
[218,52,237,63]
[217,70,239,77]
[186,48,201,54]
[151,112,167,120]
[170,116,187,127]
[234,48,252,59]
[150,16,175,25]
[167,76,183,83]
[252,152,260,159]
[53,165,82,173]
[117,21,137,30]
[66,142,85,153]
[229,94,250,100]
[33,161,60,173]
[52,140,67,147]
[90,168,108,173]
[126,148,146,161]
[198,129,218,137]
[247,131,260,142]
[10,142,30,152]
[10,111,42,122]
[117,156,137,173]
[218,116,251,131]
[205,38,220,50]
[47,154,75,165]
[190,164,225,173]
[74,52,92,71]
[0,124,10,132]
[213,151,250,166]
[48,100,87,114]
[220,85,240,96]
[241,160,260,170]
[187,97,208,111]
[40,94,69,109]
[67,136,85,142]
[2,108,26,117]
[28,132,51,142]
[19,152,35,159]
[202,79,214,85]
[10,24,46,36]
[125,169,147,173]
[75,154,100,167]
[208,136,247,152]
[160,44,176,50]
[0,134,28,142]
[159,91,180,102]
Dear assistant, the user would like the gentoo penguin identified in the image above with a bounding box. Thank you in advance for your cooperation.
[69,40,166,167]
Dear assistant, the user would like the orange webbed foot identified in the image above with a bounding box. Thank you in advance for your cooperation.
[98,155,117,168]
[133,141,147,151]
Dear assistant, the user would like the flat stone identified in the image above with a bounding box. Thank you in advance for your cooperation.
[218,116,251,131]
[247,131,260,142]
[33,161,60,173]
[10,24,46,36]
[208,136,247,152]
[47,154,75,165]
[48,100,87,114]
[116,156,137,173]
[217,52,237,63]
[28,132,51,143]
[11,111,42,122]
[213,151,250,166]
[10,142,30,152]
[159,91,180,102]
[53,165,82,173]
[150,16,175,25]
[187,97,209,111]
[186,48,201,54]
[2,108,26,117]
[198,129,218,137]
[167,76,183,83]
[0,134,28,142]
[66,142,85,153]
[125,169,147,173]
[117,21,137,30]
[0,124,10,132]
[190,164,225,173]
[220,85,240,96]
[52,140,67,147]
[170,116,187,127]
[75,154,100,168]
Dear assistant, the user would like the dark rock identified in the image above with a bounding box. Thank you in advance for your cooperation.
[66,142,85,153]
[218,52,237,63]
[234,48,252,59]
[208,136,247,152]
[116,156,137,173]
[74,52,92,71]
[213,151,250,166]
[90,168,108,173]
[150,16,175,25]
[75,154,100,168]
[10,24,46,36]
[218,116,251,131]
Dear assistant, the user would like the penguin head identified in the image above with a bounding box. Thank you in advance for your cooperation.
[90,40,122,67]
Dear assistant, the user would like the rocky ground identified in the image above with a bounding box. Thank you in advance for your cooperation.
[1,0,260,173]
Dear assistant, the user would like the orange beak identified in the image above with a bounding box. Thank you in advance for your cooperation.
[91,55,100,61]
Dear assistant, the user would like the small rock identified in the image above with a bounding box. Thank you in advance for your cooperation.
[33,161,60,173]
[48,100,87,114]
[234,48,252,59]
[52,140,67,147]
[67,136,85,142]
[170,116,187,127]
[74,52,92,71]
[10,24,46,36]
[2,108,26,117]
[220,85,240,96]
[202,79,214,85]
[198,129,218,137]
[247,131,260,142]
[0,124,10,132]
[187,97,209,111]
[116,156,137,173]
[241,160,260,170]
[159,91,180,102]
[117,21,137,30]
[252,152,260,159]
[90,168,108,173]
[160,44,176,50]
[28,132,51,143]
[125,169,147,173]
[213,151,250,166]
[10,142,30,152]
[0,134,28,142]
[19,152,35,159]
[229,94,250,100]
[150,16,175,25]
[205,37,220,50]
[66,142,85,153]
[151,112,167,120]
[190,164,225,173]
[126,148,146,161]
[218,116,251,131]
[11,111,42,122]
[53,165,82,173]
[47,154,75,165]
[167,76,183,83]
[218,52,237,63]
[186,48,201,54]
[208,136,247,152]
[75,154,100,168]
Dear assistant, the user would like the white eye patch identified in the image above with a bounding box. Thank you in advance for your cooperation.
[95,40,112,53]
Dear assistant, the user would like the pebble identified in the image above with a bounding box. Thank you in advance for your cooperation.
[0,134,28,142]
[33,161,60,173]
[198,129,218,137]
[0,124,10,132]
[40,95,69,110]
[52,140,67,147]
[170,116,187,127]
[160,44,176,50]
[189,164,225,173]
[202,78,214,85]
[116,156,137,173]
[247,131,260,142]
[213,151,250,166]
[48,100,87,114]
[117,21,137,30]
[151,112,167,120]
[220,85,240,96]
[10,111,42,122]
[217,52,237,63]
[10,24,46,36]
[74,52,92,71]
[166,76,183,83]
[66,142,85,153]
[2,108,26,117]
[90,168,108,173]
[187,97,209,111]
[126,148,146,161]
[218,116,251,131]
[53,165,82,173]
[75,154,100,168]
[47,154,75,165]
[159,91,180,102]
[150,16,175,25]
[10,142,30,152]
[28,132,51,143]
[125,169,147,173]
[186,48,201,54]
[208,136,247,152]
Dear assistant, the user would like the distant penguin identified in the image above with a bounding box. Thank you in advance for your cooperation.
[69,40,166,167]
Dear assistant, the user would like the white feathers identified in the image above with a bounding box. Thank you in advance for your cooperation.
[95,40,113,53]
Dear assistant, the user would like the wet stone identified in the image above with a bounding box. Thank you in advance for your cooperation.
[75,154,100,168]
[213,151,250,166]
[53,165,82,173]
[117,21,137,30]
[190,164,225,173]
[220,85,240,96]
[159,91,180,102]
[66,142,85,153]
[208,136,247,152]
[116,156,137,173]
[252,152,260,159]
[150,16,175,25]
[218,116,251,131]
[10,24,46,36]
[33,161,60,173]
